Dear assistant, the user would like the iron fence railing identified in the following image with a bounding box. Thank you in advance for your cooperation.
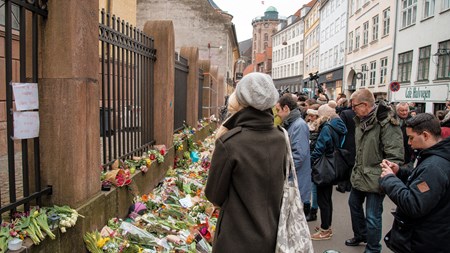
[99,9,156,168]
[1,0,52,220]
[174,53,188,132]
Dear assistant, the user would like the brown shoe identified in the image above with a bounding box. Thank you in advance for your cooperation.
[311,228,333,240]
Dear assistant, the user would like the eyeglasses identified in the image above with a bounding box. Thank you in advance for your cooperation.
[351,102,365,109]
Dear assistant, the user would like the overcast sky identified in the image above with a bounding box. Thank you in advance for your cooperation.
[213,0,310,42]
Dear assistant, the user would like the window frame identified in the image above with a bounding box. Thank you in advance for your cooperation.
[380,57,388,84]
[372,15,379,41]
[398,50,414,82]
[401,0,417,28]
[417,45,431,81]
[369,61,377,86]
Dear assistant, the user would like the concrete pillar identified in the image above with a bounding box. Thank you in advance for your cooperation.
[199,60,211,118]
[180,47,199,127]
[143,21,175,145]
[217,75,225,110]
[39,0,100,207]
[210,66,218,117]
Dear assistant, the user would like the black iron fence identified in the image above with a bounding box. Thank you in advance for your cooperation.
[99,9,156,168]
[1,0,52,220]
[174,53,188,132]
[198,68,204,120]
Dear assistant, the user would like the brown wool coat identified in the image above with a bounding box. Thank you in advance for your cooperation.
[205,107,287,253]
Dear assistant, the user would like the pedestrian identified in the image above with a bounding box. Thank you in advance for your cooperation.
[395,102,414,165]
[215,91,243,139]
[275,94,312,217]
[380,113,450,253]
[205,72,285,253]
[310,101,347,240]
[335,105,356,193]
[440,111,450,139]
[345,89,404,253]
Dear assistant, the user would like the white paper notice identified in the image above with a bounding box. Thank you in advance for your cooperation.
[12,82,39,111]
[179,195,193,208]
[13,111,39,139]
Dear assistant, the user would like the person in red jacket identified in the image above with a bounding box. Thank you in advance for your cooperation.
[440,111,450,139]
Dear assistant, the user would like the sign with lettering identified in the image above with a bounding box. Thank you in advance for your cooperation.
[391,84,449,102]
[13,111,39,139]
[12,82,39,111]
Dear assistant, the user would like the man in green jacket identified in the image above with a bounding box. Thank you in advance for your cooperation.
[345,89,404,253]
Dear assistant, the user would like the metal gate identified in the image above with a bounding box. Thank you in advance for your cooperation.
[99,9,156,168]
[1,0,52,220]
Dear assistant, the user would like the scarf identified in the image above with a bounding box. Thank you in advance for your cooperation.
[360,105,377,131]
[282,108,302,129]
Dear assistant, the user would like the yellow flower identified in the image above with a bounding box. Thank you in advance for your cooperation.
[146,158,152,166]
[178,144,184,151]
[138,247,143,253]
[96,237,110,248]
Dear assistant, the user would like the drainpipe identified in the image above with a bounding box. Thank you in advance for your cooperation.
[389,0,399,102]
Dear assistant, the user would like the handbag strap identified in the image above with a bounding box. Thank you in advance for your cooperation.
[281,127,299,189]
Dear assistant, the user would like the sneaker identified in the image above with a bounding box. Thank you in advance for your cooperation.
[311,228,333,240]
[314,226,333,236]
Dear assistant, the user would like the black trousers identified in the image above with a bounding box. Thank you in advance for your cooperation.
[317,184,333,230]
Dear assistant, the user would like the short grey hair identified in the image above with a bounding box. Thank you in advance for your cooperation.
[350,89,375,106]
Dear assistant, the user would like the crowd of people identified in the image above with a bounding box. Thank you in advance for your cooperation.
[205,72,450,253]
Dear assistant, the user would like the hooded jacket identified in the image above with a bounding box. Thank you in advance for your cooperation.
[380,137,450,252]
[311,116,347,162]
[205,107,286,253]
[351,101,404,193]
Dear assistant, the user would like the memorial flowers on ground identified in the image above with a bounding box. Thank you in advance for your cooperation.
[85,128,217,253]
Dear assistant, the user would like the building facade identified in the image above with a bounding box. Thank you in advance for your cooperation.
[250,6,285,74]
[391,0,450,113]
[343,0,396,100]
[272,11,305,92]
[303,0,321,96]
[318,0,348,99]
[137,0,239,87]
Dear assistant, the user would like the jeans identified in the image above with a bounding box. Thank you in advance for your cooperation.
[348,188,385,253]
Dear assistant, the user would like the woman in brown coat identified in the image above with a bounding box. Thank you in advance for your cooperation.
[205,73,287,253]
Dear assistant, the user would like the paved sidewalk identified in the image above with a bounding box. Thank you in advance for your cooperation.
[308,188,395,253]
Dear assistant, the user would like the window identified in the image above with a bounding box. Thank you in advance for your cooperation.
[401,0,417,28]
[334,46,338,66]
[372,15,379,41]
[355,27,360,49]
[335,18,340,33]
[341,13,346,29]
[383,8,390,36]
[423,0,435,18]
[417,46,431,81]
[0,1,20,30]
[339,42,344,64]
[398,51,413,82]
[380,58,388,84]
[348,32,354,52]
[350,0,355,15]
[437,40,450,79]
[329,49,333,68]
[443,0,450,10]
[361,64,367,87]
[363,22,369,46]
[264,33,269,41]
[296,42,299,55]
[369,61,377,86]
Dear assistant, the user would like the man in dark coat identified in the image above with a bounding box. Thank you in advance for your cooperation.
[380,113,450,253]
[396,102,414,165]
[205,73,286,253]
[336,107,356,193]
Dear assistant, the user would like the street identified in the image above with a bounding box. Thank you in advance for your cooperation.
[309,188,395,253]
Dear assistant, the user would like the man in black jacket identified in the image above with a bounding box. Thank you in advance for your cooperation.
[380,113,450,253]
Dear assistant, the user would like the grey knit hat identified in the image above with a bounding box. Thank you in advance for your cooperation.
[235,72,279,111]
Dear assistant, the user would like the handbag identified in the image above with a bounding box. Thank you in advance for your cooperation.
[275,127,314,253]
[311,123,352,186]
[384,211,413,253]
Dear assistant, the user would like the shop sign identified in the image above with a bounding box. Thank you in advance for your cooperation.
[392,84,449,102]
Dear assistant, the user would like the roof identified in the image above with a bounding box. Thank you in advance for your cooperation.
[266,6,277,12]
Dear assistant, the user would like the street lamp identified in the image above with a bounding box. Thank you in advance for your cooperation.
[432,48,450,65]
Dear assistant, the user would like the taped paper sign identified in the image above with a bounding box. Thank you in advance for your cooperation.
[12,82,39,111]
[13,111,39,139]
